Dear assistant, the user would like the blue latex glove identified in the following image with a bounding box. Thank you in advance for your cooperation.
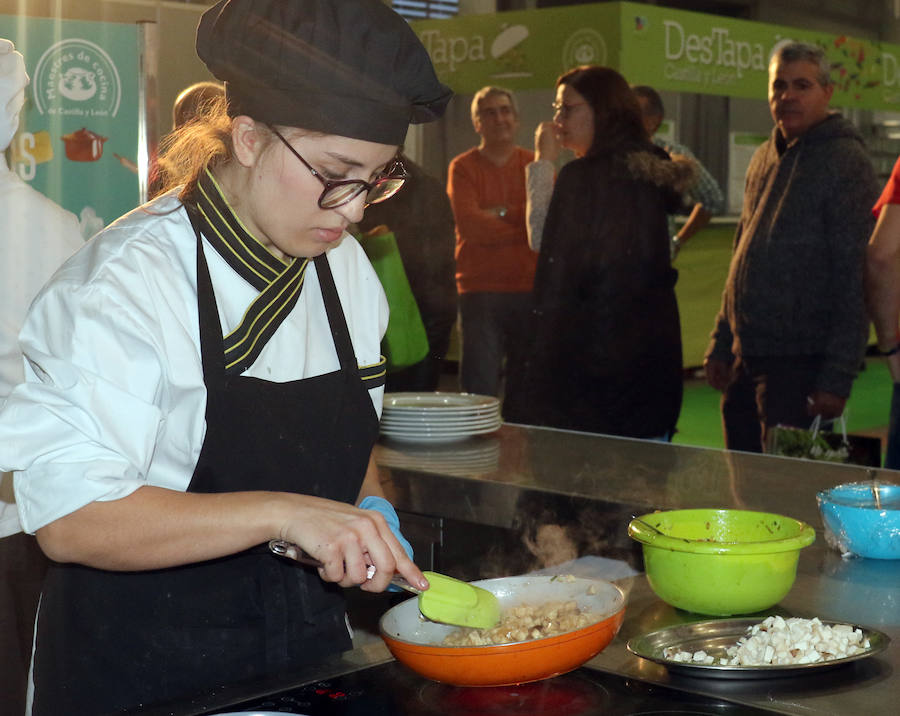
[359,496,413,591]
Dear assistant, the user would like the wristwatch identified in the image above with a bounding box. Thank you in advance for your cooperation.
[881,343,900,357]
[670,235,680,260]
[497,206,508,218]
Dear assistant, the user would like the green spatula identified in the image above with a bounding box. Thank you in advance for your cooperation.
[269,540,500,628]
[417,570,501,628]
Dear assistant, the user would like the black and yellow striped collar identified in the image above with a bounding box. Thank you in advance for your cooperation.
[194,167,298,291]
[192,167,310,375]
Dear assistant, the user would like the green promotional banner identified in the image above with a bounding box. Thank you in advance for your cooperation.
[617,2,896,109]
[0,15,142,236]
[412,1,900,111]
[412,4,620,94]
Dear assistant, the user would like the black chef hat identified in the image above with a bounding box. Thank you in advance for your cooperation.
[196,0,452,145]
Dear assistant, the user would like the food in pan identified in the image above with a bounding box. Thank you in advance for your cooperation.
[664,616,871,666]
[381,574,626,686]
[442,598,598,646]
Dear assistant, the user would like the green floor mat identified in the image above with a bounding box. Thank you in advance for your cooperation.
[673,223,735,369]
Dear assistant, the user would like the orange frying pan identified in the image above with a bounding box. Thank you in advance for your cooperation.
[379,574,626,687]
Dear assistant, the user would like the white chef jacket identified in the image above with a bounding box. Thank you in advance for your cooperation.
[0,157,84,538]
[0,190,388,535]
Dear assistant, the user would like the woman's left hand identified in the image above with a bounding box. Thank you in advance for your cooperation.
[534,121,560,163]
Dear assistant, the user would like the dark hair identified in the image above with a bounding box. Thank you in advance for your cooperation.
[557,65,648,156]
[632,85,664,119]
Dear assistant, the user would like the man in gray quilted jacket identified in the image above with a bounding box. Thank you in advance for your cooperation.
[704,41,878,452]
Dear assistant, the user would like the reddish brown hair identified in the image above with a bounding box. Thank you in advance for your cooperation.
[557,65,648,155]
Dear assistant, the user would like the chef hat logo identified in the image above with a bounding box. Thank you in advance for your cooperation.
[0,38,29,152]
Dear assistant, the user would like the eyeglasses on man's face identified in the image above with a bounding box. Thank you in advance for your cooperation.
[268,125,407,209]
[477,104,515,120]
[551,101,588,118]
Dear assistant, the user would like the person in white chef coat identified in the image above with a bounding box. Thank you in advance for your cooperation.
[0,38,85,716]
[0,2,451,714]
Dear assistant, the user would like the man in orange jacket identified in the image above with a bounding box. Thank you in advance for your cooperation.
[447,86,537,397]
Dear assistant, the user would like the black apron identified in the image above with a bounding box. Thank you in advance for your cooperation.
[31,222,379,715]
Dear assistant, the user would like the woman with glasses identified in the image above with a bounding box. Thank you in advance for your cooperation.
[0,2,449,713]
[506,65,694,440]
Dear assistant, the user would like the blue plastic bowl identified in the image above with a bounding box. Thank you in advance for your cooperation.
[816,482,900,560]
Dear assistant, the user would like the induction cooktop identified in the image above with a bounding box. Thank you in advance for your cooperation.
[210,661,773,715]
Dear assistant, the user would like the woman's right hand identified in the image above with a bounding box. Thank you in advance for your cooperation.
[33,486,426,594]
[275,493,427,593]
[704,357,735,392]
[889,351,900,383]
[534,121,560,163]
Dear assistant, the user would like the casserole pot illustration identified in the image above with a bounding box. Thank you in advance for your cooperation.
[61,127,107,162]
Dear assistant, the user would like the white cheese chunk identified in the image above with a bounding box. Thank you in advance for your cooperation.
[663,616,871,667]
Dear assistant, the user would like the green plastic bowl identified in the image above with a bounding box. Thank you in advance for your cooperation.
[628,509,816,616]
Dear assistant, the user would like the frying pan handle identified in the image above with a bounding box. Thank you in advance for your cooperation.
[267,539,420,594]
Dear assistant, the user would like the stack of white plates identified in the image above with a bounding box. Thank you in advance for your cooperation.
[380,392,502,444]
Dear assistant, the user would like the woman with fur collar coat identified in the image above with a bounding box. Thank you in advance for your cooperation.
[504,66,695,439]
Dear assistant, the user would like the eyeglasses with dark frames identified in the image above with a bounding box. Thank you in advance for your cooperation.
[477,104,515,119]
[268,125,407,209]
[551,101,588,117]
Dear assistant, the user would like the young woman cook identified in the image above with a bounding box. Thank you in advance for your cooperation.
[0,1,451,713]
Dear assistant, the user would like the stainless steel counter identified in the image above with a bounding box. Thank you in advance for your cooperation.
[586,563,898,715]
[138,424,897,715]
[375,423,888,529]
[373,424,900,715]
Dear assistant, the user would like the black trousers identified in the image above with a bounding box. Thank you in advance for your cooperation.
[0,532,48,716]
[721,356,826,453]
